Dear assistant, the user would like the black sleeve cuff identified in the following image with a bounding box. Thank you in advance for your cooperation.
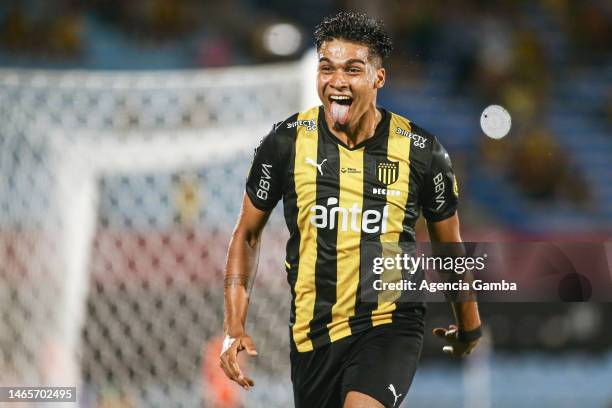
[245,189,276,212]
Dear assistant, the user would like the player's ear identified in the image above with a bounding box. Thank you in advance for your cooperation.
[375,67,385,89]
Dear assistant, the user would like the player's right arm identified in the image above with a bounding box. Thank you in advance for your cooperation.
[220,193,271,390]
[220,126,286,390]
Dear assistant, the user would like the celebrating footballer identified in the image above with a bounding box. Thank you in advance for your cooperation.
[221,11,482,408]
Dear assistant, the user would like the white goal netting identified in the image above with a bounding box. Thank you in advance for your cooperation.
[0,51,318,407]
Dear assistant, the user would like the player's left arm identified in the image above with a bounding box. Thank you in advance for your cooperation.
[420,136,482,357]
[427,214,482,357]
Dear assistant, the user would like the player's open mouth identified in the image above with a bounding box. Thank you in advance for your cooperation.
[329,95,352,125]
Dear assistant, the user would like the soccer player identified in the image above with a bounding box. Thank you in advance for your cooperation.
[220,11,482,408]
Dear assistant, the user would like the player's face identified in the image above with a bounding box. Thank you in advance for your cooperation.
[317,39,385,131]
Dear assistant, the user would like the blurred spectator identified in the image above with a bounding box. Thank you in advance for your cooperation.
[510,127,591,206]
[565,0,612,65]
[0,2,83,57]
[196,37,233,67]
[390,0,440,65]
[468,24,550,124]
[92,0,200,40]
[506,29,549,100]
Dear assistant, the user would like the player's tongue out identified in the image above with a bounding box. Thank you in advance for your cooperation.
[330,101,350,125]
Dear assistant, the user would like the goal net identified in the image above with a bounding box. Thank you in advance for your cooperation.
[0,51,318,407]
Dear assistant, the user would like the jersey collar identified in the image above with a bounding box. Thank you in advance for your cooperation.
[318,106,389,151]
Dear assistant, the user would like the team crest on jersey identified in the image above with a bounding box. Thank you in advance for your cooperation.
[376,160,399,186]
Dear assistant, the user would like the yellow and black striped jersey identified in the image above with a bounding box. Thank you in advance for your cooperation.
[246,106,458,352]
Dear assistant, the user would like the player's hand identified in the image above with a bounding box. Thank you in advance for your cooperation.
[433,324,479,357]
[219,334,258,390]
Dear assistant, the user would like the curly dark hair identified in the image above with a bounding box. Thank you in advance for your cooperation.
[314,11,393,63]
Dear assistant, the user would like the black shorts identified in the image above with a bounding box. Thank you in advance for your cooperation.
[290,308,425,408]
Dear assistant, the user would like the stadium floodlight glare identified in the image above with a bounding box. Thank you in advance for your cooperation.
[480,104,512,139]
[263,23,302,56]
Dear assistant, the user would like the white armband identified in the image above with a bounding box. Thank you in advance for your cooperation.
[221,335,237,356]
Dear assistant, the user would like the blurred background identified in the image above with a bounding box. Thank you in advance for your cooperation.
[0,0,610,407]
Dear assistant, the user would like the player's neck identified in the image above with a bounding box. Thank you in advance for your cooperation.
[326,104,381,149]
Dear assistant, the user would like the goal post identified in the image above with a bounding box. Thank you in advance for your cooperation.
[0,50,317,406]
